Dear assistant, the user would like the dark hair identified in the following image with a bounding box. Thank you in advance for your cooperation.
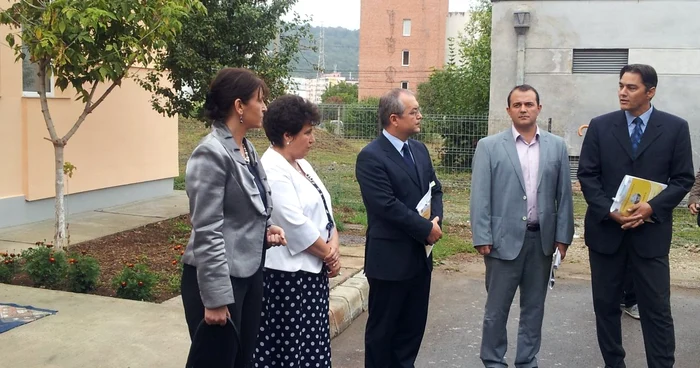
[507,84,540,106]
[201,68,269,124]
[263,94,321,147]
[619,64,658,91]
[378,88,412,128]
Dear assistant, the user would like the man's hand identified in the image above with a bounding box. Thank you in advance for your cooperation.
[689,202,699,215]
[609,210,642,229]
[475,245,492,256]
[426,216,442,244]
[266,225,287,247]
[622,202,654,229]
[555,242,567,261]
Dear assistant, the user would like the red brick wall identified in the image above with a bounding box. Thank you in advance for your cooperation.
[359,0,449,99]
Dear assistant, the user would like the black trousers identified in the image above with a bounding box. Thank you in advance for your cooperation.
[365,269,431,368]
[182,264,264,368]
[589,237,675,368]
[622,261,637,308]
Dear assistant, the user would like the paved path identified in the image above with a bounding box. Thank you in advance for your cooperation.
[331,270,700,368]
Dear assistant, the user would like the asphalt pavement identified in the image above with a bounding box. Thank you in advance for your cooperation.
[331,270,700,368]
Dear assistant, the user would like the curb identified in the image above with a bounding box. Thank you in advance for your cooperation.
[328,269,368,339]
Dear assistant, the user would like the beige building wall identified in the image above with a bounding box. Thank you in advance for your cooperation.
[0,23,177,227]
[359,0,449,99]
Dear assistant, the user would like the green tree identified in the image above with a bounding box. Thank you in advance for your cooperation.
[321,81,358,104]
[417,0,491,115]
[416,0,491,171]
[0,0,203,249]
[144,0,313,118]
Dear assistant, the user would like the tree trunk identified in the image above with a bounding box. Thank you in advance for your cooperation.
[54,143,67,249]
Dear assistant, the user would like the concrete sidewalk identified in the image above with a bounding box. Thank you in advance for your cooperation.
[0,191,369,367]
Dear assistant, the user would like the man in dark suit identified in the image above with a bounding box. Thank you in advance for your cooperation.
[356,88,443,368]
[578,64,694,368]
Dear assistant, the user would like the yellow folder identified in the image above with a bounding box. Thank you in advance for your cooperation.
[610,175,667,214]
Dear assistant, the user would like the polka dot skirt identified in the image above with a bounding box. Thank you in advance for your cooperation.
[252,268,331,368]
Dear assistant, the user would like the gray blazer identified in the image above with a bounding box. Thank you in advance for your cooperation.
[470,129,574,260]
[181,123,273,309]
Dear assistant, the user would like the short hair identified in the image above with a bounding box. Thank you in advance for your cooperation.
[263,94,321,147]
[378,88,413,128]
[202,68,269,124]
[507,84,540,107]
[620,64,658,91]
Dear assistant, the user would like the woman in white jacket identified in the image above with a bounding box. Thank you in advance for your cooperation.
[253,94,341,368]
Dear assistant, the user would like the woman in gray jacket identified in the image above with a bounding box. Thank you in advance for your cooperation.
[181,67,286,367]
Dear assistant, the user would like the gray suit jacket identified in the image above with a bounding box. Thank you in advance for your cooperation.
[470,128,574,260]
[181,123,273,309]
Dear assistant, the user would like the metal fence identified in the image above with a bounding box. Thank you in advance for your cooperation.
[296,104,698,239]
[315,104,489,173]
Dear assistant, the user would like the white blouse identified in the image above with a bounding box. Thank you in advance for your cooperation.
[260,147,335,273]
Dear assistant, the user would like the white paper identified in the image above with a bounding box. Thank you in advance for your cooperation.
[417,181,436,257]
[548,248,561,290]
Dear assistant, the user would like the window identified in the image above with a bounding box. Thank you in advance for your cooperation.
[401,81,409,89]
[403,19,411,36]
[22,44,53,96]
[402,50,410,66]
[572,49,629,74]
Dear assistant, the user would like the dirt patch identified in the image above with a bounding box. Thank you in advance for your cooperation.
[437,238,700,289]
[9,215,191,303]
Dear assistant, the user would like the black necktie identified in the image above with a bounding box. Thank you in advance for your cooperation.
[401,143,415,169]
[630,117,643,155]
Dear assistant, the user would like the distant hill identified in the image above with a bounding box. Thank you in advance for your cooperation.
[291,26,359,79]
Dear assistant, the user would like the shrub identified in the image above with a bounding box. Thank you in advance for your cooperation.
[23,243,68,288]
[112,262,159,301]
[66,252,101,293]
[0,252,21,283]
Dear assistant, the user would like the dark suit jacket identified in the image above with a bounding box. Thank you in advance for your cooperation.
[577,109,694,258]
[355,134,443,281]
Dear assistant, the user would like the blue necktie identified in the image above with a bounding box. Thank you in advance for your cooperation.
[401,143,415,169]
[630,117,643,155]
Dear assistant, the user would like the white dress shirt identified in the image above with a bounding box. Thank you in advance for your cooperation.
[260,147,335,273]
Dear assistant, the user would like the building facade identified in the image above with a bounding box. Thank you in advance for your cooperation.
[489,0,700,164]
[358,0,449,99]
[0,24,178,229]
[445,11,470,65]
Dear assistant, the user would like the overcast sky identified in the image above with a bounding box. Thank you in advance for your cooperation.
[286,0,474,30]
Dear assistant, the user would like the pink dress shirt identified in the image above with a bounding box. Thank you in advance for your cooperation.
[512,126,540,225]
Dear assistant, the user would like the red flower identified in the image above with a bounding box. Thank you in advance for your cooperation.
[180,251,184,256]
[127,263,134,268]
[121,282,127,288]
[138,281,144,287]
[49,257,56,263]
[172,260,178,265]
[10,253,15,258]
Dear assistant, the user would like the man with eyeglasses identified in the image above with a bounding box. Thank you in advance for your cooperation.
[356,88,443,368]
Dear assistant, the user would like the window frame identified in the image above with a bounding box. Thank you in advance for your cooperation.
[402,50,410,66]
[402,19,411,36]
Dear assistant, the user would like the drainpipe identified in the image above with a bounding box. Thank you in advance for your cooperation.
[513,11,531,85]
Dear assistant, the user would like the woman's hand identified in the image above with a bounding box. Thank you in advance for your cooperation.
[267,225,287,247]
[324,231,340,270]
[327,260,341,278]
[204,305,230,326]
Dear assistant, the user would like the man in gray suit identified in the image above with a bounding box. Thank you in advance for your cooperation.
[470,85,574,368]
